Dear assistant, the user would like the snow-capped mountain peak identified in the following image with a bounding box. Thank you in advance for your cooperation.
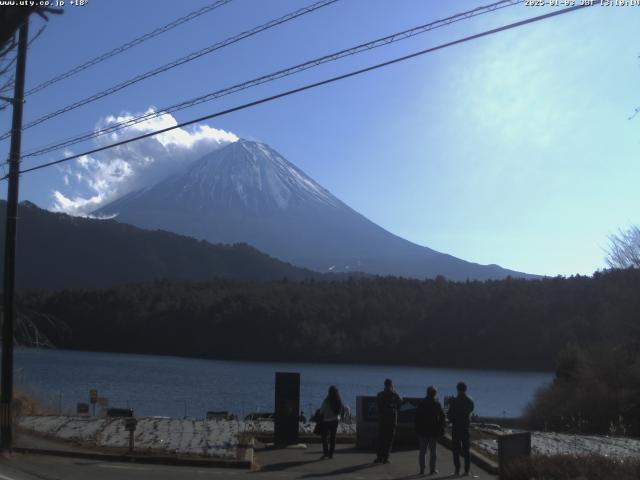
[178,139,341,212]
[94,139,536,281]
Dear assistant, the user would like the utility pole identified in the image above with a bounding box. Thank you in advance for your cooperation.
[1,19,29,452]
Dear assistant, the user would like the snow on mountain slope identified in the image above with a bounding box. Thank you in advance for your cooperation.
[175,139,341,211]
[95,139,536,280]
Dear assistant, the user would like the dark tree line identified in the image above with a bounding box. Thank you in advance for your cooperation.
[14,268,640,373]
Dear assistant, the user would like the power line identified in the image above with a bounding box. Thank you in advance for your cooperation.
[23,0,234,97]
[6,2,595,181]
[0,0,339,141]
[21,0,522,160]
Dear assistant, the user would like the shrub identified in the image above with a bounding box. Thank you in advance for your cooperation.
[503,454,640,480]
[13,389,39,417]
[523,344,640,436]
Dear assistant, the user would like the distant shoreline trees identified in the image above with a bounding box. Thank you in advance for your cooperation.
[13,266,640,435]
[14,268,640,374]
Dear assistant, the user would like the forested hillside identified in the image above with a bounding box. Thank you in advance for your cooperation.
[16,268,640,371]
[0,201,322,288]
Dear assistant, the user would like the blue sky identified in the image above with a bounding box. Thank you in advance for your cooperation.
[0,0,638,277]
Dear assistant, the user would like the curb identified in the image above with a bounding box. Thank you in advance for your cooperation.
[12,446,253,469]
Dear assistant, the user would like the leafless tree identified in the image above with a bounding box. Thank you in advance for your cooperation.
[606,225,640,269]
[0,6,61,54]
[0,308,69,348]
[0,8,60,110]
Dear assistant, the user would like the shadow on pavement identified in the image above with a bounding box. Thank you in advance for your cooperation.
[299,462,376,478]
[256,459,319,472]
[386,475,422,480]
[390,474,458,480]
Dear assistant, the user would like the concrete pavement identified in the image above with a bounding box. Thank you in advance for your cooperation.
[0,441,497,479]
[252,441,495,479]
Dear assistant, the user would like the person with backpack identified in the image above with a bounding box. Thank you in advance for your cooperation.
[317,385,344,459]
[374,378,402,464]
[414,385,445,475]
[447,381,475,476]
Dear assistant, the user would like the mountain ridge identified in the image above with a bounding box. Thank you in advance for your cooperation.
[0,200,331,289]
[95,139,538,280]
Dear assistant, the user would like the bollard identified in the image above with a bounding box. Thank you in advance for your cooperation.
[498,431,531,480]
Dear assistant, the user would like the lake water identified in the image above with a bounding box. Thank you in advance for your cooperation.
[14,348,552,419]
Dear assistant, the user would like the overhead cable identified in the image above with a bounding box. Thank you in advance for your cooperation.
[24,0,234,97]
[22,0,521,159]
[0,0,339,141]
[7,3,596,180]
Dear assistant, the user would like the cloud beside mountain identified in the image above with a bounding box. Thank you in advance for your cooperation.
[51,108,238,216]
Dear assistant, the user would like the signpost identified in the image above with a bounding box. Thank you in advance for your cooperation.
[89,389,98,416]
[124,417,138,453]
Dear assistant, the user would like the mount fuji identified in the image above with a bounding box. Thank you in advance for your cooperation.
[94,139,535,280]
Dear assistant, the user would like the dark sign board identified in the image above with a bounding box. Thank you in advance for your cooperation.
[106,408,133,418]
[124,418,138,431]
[356,395,426,450]
[274,372,300,446]
[360,396,422,423]
[206,411,229,420]
[76,403,89,414]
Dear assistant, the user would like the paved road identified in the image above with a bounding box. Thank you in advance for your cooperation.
[0,442,496,480]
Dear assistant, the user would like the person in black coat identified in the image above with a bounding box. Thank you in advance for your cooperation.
[447,381,475,476]
[374,378,402,464]
[414,385,445,475]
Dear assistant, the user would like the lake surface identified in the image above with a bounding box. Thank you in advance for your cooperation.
[14,348,552,419]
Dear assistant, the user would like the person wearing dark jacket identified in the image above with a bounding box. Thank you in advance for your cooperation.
[414,386,445,475]
[374,378,402,464]
[447,381,475,476]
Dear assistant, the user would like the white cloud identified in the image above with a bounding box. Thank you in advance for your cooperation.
[50,108,238,216]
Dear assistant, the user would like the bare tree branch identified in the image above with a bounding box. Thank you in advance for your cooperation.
[0,35,16,59]
[605,225,640,269]
[0,54,17,78]
[10,308,70,348]
[0,24,47,111]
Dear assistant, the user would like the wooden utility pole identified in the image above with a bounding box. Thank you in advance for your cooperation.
[1,18,28,452]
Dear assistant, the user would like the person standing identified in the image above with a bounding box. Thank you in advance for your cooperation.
[414,385,445,475]
[447,381,475,476]
[374,378,402,464]
[318,385,344,459]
